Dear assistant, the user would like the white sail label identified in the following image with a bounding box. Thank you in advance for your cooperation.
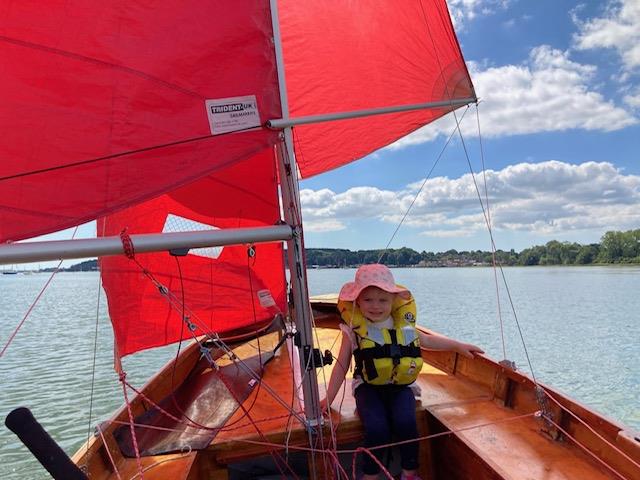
[257,290,277,308]
[205,95,261,135]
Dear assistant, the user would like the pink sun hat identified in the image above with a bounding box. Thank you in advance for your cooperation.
[338,264,410,301]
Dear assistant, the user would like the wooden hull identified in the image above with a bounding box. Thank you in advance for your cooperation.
[71,298,640,479]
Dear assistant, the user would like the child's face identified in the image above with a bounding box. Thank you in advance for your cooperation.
[357,287,395,322]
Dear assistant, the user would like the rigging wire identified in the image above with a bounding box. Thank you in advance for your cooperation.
[84,226,106,473]
[474,106,508,361]
[377,105,471,263]
[416,0,538,383]
[449,104,539,382]
[0,226,79,357]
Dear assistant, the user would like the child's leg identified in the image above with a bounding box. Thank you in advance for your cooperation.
[390,386,419,472]
[354,383,391,476]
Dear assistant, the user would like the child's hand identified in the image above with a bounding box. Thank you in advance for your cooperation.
[319,398,329,413]
[456,342,484,359]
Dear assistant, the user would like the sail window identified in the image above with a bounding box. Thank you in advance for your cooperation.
[162,214,223,259]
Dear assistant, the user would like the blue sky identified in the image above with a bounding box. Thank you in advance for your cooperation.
[17,0,639,269]
[300,0,640,253]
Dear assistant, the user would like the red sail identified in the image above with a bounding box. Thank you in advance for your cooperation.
[280,0,475,177]
[99,149,286,357]
[0,0,281,243]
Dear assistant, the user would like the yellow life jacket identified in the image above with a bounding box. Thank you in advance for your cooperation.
[338,291,423,385]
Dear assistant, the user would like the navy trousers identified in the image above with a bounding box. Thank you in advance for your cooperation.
[354,382,419,475]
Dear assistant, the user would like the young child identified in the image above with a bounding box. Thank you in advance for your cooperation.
[321,264,483,480]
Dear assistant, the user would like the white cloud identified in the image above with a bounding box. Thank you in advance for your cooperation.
[448,0,510,28]
[301,161,640,238]
[624,89,640,108]
[573,0,640,72]
[391,46,637,148]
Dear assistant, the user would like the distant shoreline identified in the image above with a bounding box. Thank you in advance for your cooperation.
[11,229,639,272]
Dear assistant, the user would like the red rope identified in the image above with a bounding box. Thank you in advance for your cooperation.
[1,226,80,357]
[546,417,632,480]
[119,372,144,480]
[0,263,62,357]
[95,424,123,480]
[544,392,640,471]
[119,229,135,259]
[352,446,394,480]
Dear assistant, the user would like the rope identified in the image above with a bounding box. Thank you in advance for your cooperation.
[545,417,633,480]
[95,424,123,480]
[119,229,135,259]
[352,446,395,480]
[474,105,507,361]
[377,106,471,263]
[0,261,62,357]
[119,371,144,480]
[84,258,105,471]
[543,391,640,471]
[1,226,79,357]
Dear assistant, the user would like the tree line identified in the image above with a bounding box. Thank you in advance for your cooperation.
[306,229,640,267]
[56,229,639,271]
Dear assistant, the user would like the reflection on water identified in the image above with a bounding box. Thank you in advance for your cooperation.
[1,267,639,479]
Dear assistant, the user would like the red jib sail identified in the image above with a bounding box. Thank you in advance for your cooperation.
[0,0,475,356]
[99,149,286,357]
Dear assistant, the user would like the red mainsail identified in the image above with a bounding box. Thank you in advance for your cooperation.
[99,149,286,357]
[0,0,281,243]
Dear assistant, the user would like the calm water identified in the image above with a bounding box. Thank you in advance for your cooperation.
[1,267,639,479]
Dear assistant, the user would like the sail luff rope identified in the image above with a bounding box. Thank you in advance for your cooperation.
[474,105,508,361]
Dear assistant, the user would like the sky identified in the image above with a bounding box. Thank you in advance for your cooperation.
[299,0,640,253]
[13,0,640,270]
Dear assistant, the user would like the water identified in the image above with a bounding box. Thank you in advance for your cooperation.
[1,267,639,479]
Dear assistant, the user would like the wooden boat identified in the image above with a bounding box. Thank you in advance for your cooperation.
[62,295,640,479]
[1,1,639,479]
